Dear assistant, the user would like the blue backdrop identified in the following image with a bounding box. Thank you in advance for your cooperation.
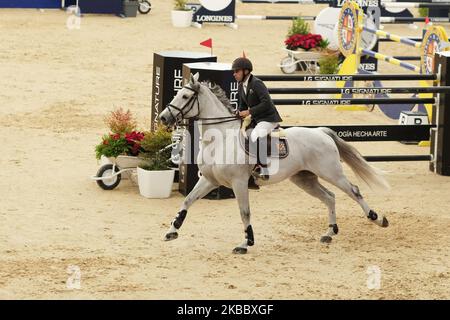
[0,0,61,8]
[0,0,123,14]
[64,0,122,14]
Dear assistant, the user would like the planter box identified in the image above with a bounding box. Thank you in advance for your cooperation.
[108,155,142,168]
[171,10,193,28]
[123,0,138,17]
[137,168,175,198]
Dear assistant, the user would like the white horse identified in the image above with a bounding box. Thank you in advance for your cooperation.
[158,73,389,254]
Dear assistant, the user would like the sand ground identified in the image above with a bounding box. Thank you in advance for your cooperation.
[0,1,449,299]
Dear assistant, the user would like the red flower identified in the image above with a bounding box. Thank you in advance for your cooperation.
[285,33,323,51]
[130,143,141,155]
[125,131,144,142]
[110,133,121,140]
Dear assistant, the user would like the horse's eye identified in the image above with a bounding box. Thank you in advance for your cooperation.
[182,95,188,99]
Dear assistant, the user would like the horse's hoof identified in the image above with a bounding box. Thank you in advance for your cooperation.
[232,247,248,254]
[320,236,333,243]
[164,232,178,241]
[381,217,389,228]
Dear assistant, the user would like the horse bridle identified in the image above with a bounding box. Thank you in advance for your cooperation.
[166,85,240,126]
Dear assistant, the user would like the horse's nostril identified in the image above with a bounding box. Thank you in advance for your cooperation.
[160,116,167,124]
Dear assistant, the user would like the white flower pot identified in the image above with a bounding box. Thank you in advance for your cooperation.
[137,167,175,198]
[171,10,193,28]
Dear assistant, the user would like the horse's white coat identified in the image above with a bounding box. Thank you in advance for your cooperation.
[158,74,389,252]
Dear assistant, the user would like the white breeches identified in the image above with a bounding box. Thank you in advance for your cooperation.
[250,121,279,143]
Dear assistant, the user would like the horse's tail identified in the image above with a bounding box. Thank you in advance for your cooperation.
[320,127,390,190]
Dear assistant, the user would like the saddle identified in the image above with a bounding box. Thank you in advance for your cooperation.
[240,116,289,159]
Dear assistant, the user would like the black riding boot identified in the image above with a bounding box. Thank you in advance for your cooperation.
[247,137,261,190]
[248,175,260,190]
[255,137,270,180]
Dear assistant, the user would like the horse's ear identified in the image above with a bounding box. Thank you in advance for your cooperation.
[189,73,199,84]
[193,72,200,82]
[189,73,200,91]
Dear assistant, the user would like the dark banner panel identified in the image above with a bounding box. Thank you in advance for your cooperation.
[0,0,61,8]
[64,0,122,14]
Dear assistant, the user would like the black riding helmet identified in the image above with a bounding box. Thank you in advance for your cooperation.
[232,57,253,72]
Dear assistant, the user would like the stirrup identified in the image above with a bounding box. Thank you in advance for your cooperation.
[253,165,270,181]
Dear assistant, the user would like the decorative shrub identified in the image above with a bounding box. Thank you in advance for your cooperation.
[318,54,340,74]
[287,16,310,37]
[139,125,173,171]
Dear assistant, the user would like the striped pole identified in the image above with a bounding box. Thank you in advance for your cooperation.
[359,48,421,72]
[380,37,450,42]
[393,56,421,60]
[237,15,450,22]
[361,26,422,48]
[380,16,450,23]
[380,37,427,42]
[236,15,316,20]
[268,86,450,94]
[256,74,437,81]
[242,0,450,3]
[272,97,435,105]
[382,0,450,3]
[240,0,316,3]
[383,2,450,8]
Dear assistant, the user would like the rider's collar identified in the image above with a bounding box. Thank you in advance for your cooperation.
[243,74,251,87]
[243,73,250,87]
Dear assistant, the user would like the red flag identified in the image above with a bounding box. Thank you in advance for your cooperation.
[425,16,430,24]
[200,38,212,48]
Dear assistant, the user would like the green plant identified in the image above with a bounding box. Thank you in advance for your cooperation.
[318,39,330,50]
[140,125,172,157]
[95,133,129,160]
[95,131,145,160]
[287,16,310,37]
[139,125,173,171]
[418,8,429,17]
[104,107,137,134]
[95,108,145,160]
[174,0,190,11]
[318,54,340,74]
[139,152,172,171]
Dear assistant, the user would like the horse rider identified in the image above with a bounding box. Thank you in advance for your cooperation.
[232,56,283,189]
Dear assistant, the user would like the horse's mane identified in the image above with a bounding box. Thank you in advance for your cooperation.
[201,81,236,114]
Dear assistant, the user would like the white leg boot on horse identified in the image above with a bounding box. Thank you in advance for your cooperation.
[164,176,218,241]
[231,179,254,254]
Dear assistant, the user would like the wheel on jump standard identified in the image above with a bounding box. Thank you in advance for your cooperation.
[138,0,152,14]
[280,56,298,74]
[96,164,122,190]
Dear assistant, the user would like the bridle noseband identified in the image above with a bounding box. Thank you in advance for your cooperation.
[166,85,240,126]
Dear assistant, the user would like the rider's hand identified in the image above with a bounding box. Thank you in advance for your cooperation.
[239,110,250,118]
